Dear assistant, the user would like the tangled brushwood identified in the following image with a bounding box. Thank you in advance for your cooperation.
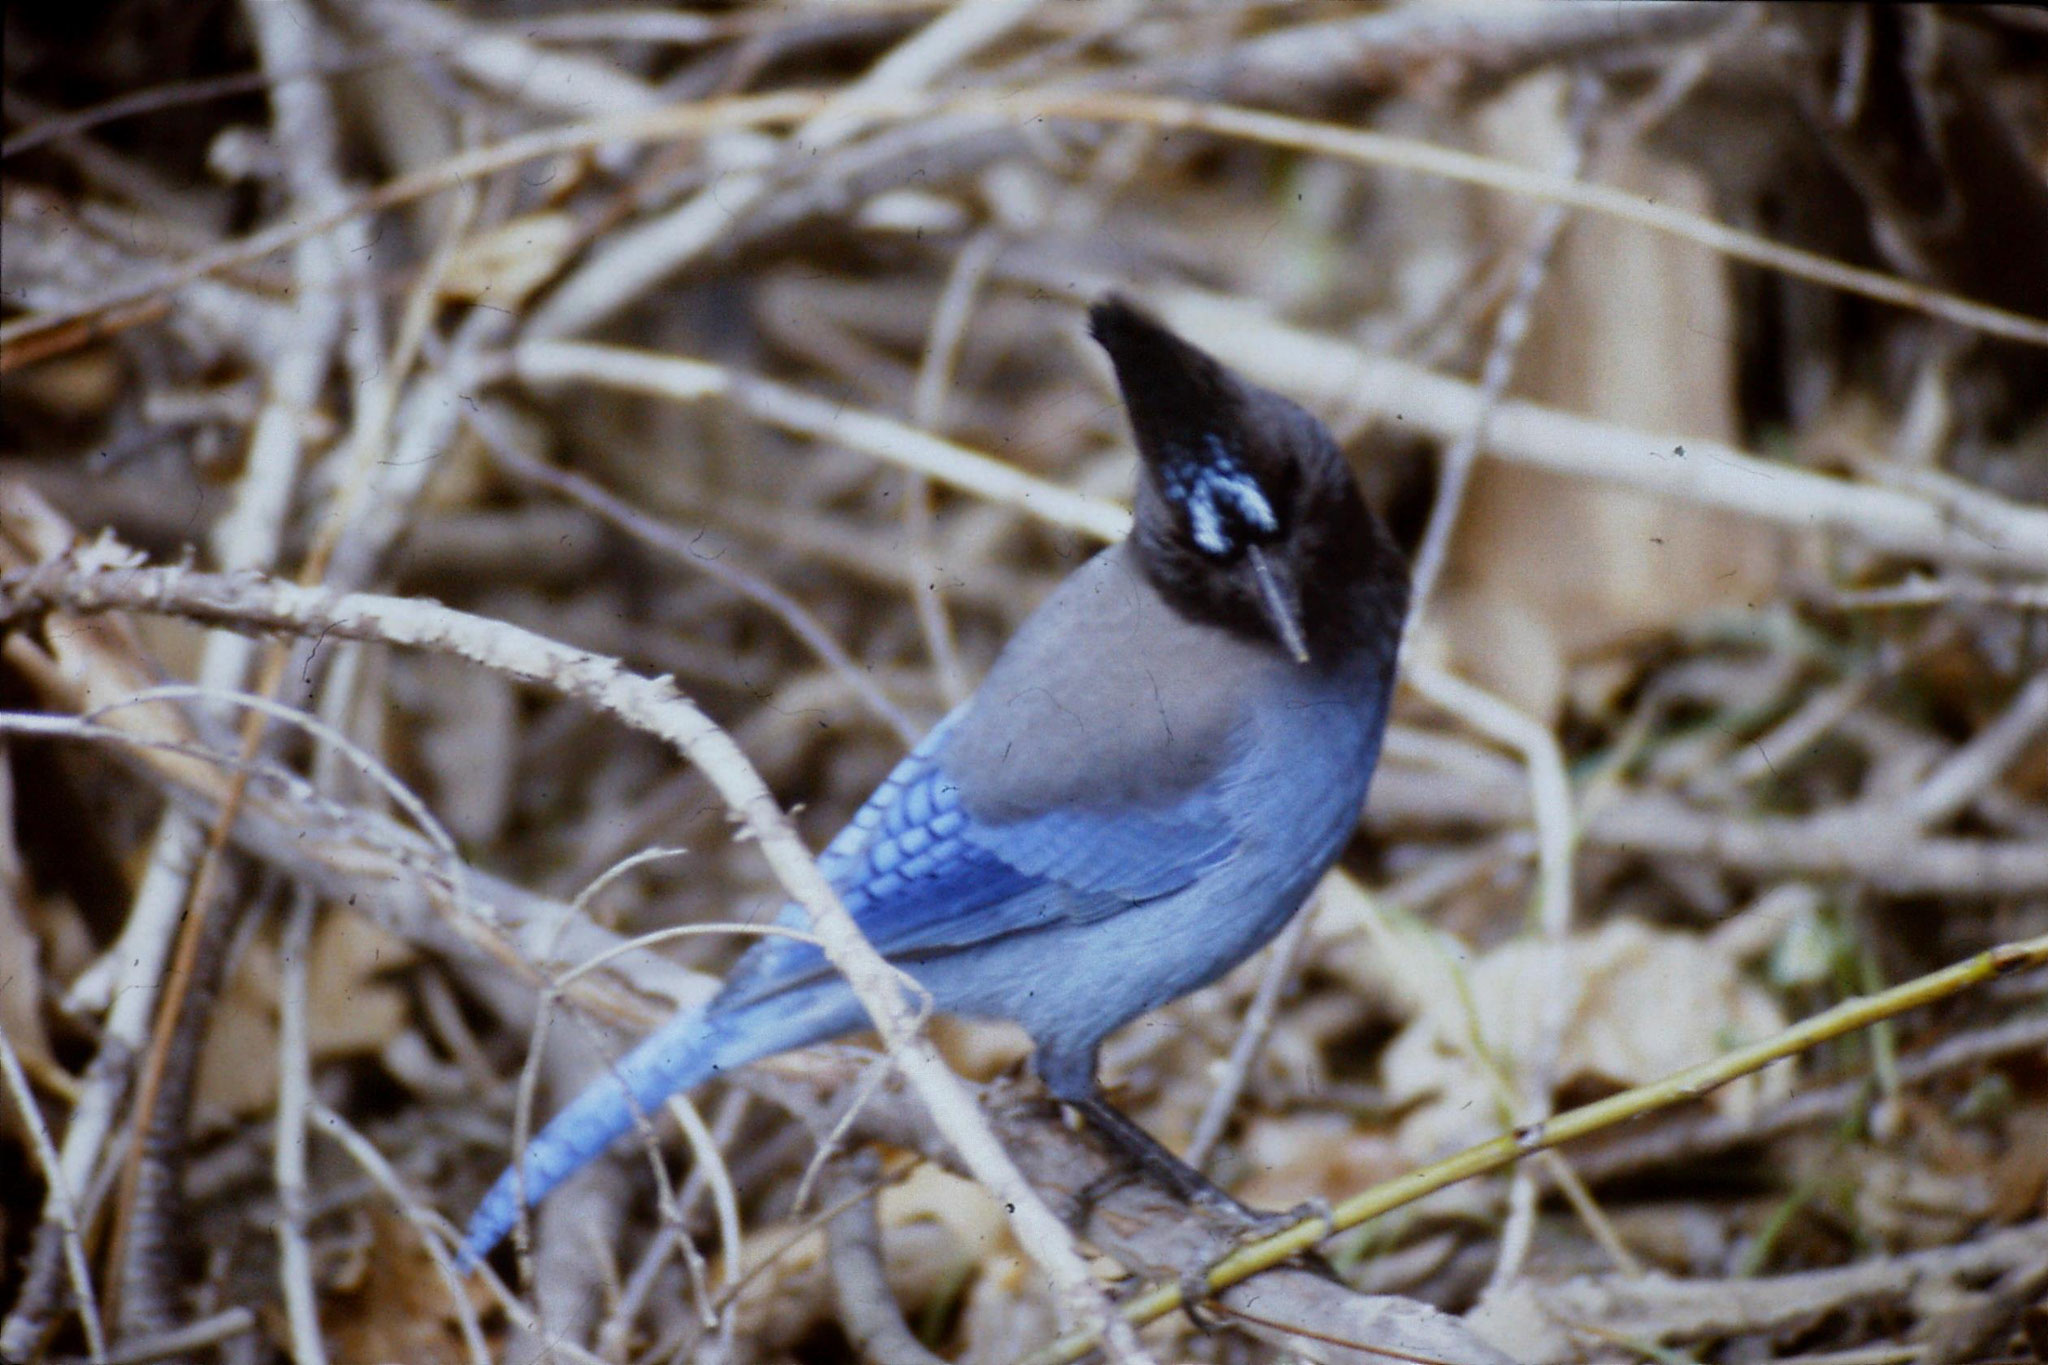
[3,4,2046,1363]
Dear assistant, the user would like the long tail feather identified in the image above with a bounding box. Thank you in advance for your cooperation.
[459,985,856,1267]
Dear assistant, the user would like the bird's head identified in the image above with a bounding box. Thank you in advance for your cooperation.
[1089,296,1405,668]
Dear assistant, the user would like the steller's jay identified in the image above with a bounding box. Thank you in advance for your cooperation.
[460,296,1409,1266]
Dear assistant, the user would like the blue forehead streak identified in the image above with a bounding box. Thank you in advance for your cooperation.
[1160,433,1277,555]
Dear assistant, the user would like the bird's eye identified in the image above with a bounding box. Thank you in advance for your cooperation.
[1162,436,1279,558]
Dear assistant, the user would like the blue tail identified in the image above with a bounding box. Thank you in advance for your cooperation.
[458,985,860,1267]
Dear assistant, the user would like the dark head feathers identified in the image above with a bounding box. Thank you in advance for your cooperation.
[1089,295,1408,670]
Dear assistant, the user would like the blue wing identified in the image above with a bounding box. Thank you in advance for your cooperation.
[718,709,1241,1009]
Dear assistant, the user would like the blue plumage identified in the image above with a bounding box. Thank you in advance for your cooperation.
[460,298,1408,1267]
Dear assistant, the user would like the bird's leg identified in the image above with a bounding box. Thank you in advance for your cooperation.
[1067,1093,1255,1225]
[1062,1091,1345,1327]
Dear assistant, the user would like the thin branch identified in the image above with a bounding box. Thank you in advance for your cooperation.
[524,0,1045,341]
[12,86,2047,361]
[507,339,1132,541]
[0,1021,107,1363]
[465,402,919,746]
[272,889,328,1365]
[1902,670,2048,830]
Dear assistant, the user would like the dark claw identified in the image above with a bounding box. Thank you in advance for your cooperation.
[1067,1166,1140,1225]
[1066,1093,1256,1221]
[1242,1195,1335,1244]
[1176,1263,1218,1332]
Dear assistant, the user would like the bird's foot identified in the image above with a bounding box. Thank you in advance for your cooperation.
[1066,1166,1139,1225]
[1170,1198,1341,1329]
[1176,1263,1220,1331]
[1234,1194,1335,1246]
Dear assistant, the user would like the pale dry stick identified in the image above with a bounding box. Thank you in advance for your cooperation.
[550,846,695,963]
[639,484,1033,608]
[1582,792,2048,896]
[516,1008,715,1360]
[306,1103,494,1365]
[525,0,1044,341]
[791,1045,918,1218]
[1901,670,2048,831]
[1603,4,1760,149]
[1,724,710,1341]
[244,0,383,402]
[463,400,919,745]
[244,0,395,585]
[322,308,516,598]
[0,562,1140,1361]
[244,0,390,489]
[105,685,473,921]
[1768,1347,1923,1365]
[1403,660,1576,1290]
[0,696,709,1044]
[704,1168,903,1313]
[0,89,817,357]
[80,1308,259,1365]
[667,1093,746,1293]
[295,664,367,1362]
[907,230,1006,706]
[1372,754,2048,896]
[608,1087,752,1356]
[1482,1219,2048,1362]
[1883,461,2048,545]
[618,1168,895,1363]
[1719,674,1874,791]
[301,155,479,587]
[245,0,360,217]
[1404,666,1574,961]
[272,888,328,1365]
[1398,78,1585,650]
[1831,577,2048,610]
[508,339,1133,541]
[1154,291,2048,574]
[7,691,465,1358]
[54,284,338,1024]
[502,992,561,1309]
[350,0,663,120]
[509,9,727,45]
[1,65,287,158]
[0,711,351,791]
[12,86,2048,361]
[1535,1148,1642,1277]
[1171,0,1730,110]
[0,1022,107,1363]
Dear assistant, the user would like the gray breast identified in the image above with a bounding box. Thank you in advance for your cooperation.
[941,546,1290,824]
